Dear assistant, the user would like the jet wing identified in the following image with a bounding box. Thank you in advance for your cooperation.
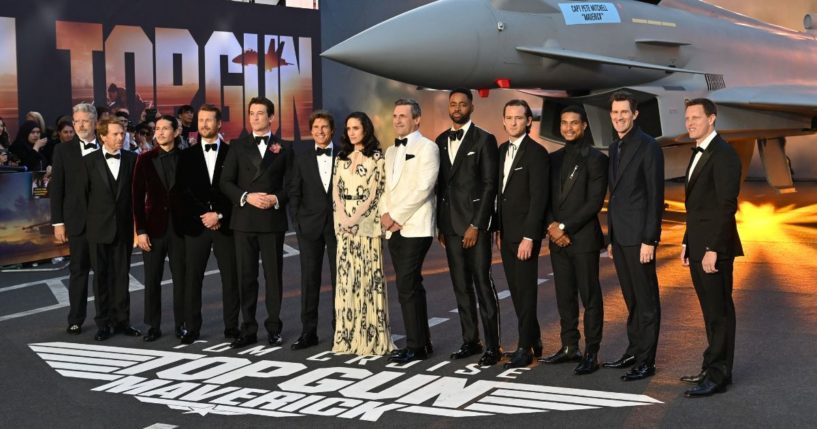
[710,85,817,114]
[516,46,705,74]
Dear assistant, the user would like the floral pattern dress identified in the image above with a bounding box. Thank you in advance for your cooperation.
[331,150,396,356]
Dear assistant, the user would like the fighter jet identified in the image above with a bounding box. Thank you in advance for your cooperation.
[323,0,817,192]
[233,40,293,71]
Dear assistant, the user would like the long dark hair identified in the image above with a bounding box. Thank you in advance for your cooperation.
[13,120,40,147]
[339,111,380,159]
[0,116,9,148]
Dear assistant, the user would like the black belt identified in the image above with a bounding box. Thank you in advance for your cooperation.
[340,194,365,200]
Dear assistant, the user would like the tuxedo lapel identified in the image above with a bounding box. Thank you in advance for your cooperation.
[95,154,116,197]
[559,152,585,206]
[687,142,716,194]
[213,141,228,185]
[611,136,643,192]
[115,154,132,200]
[151,152,168,191]
[505,137,528,185]
[448,127,477,179]
[498,143,508,194]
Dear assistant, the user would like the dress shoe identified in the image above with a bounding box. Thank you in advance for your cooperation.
[574,352,600,375]
[66,324,81,335]
[685,378,726,398]
[230,335,258,349]
[388,348,428,363]
[114,325,142,337]
[175,326,187,339]
[621,362,656,381]
[540,346,582,364]
[268,333,283,346]
[143,328,162,342]
[603,354,636,369]
[224,328,241,340]
[94,327,113,341]
[477,348,502,366]
[291,334,318,350]
[180,331,199,345]
[450,342,483,359]
[680,370,707,385]
[503,348,533,369]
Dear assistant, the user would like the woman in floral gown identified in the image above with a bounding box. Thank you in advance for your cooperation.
[331,112,396,356]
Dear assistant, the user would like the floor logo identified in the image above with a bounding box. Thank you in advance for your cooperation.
[31,342,661,421]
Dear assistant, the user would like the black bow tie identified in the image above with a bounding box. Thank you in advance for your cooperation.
[254,136,269,145]
[316,147,331,156]
[394,138,408,147]
[691,147,704,154]
[83,142,96,150]
[204,143,217,152]
[105,152,120,160]
[448,129,464,141]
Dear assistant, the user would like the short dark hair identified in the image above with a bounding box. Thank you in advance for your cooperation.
[394,98,422,118]
[308,110,334,131]
[609,91,638,112]
[156,114,179,131]
[685,98,717,117]
[114,111,129,119]
[198,104,222,122]
[96,105,110,117]
[449,88,473,102]
[177,104,194,115]
[560,105,588,123]
[339,112,380,159]
[248,97,275,117]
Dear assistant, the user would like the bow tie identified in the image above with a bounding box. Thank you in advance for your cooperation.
[448,129,464,141]
[254,136,269,145]
[394,138,408,147]
[204,143,217,152]
[105,152,121,160]
[83,142,97,150]
[316,147,331,156]
[691,147,704,154]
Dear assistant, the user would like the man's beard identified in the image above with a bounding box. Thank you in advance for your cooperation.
[450,112,471,125]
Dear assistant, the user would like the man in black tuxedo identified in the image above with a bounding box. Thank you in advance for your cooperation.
[435,89,501,366]
[132,115,186,342]
[496,99,549,369]
[50,103,99,335]
[220,97,292,348]
[680,98,743,397]
[603,91,664,381]
[177,104,239,344]
[288,110,337,350]
[84,118,140,341]
[540,105,608,375]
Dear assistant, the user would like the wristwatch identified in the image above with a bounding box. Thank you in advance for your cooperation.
[558,223,565,231]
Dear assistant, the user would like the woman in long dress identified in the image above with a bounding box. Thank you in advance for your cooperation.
[331,112,396,356]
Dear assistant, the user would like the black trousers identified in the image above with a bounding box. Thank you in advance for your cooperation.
[142,221,186,331]
[388,232,433,351]
[66,233,93,326]
[690,257,736,385]
[500,238,542,350]
[444,231,499,349]
[184,228,239,334]
[296,228,337,337]
[234,230,284,336]
[89,234,133,329]
[612,243,661,365]
[550,249,603,353]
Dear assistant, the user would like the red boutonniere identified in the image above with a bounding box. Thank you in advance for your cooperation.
[269,143,282,154]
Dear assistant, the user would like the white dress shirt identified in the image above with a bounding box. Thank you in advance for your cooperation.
[103,148,121,180]
[80,138,99,157]
[316,142,333,192]
[253,131,272,158]
[502,135,524,191]
[448,120,472,164]
[202,137,220,184]
[688,130,717,180]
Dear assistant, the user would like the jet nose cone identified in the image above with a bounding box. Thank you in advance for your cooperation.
[322,0,496,88]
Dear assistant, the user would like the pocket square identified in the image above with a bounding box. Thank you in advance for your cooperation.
[406,154,415,160]
[514,166,523,171]
[467,151,476,156]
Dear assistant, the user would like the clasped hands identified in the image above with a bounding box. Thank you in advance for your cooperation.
[547,222,571,247]
[380,213,402,233]
[246,192,277,210]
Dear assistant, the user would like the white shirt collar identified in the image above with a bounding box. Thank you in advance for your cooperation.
[316,141,334,151]
[509,134,526,147]
[397,130,421,146]
[697,130,717,150]
[451,120,471,138]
